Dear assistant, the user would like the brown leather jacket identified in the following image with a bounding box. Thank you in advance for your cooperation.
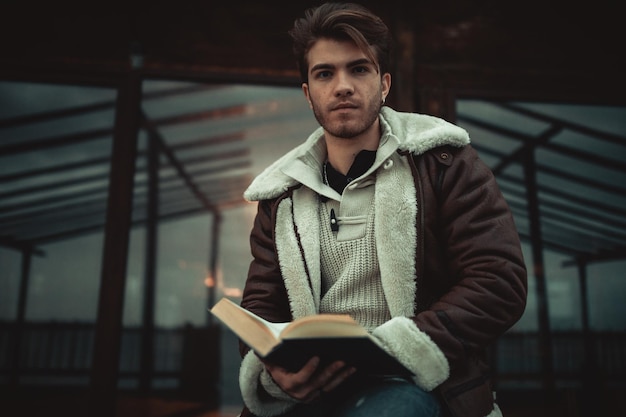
[238,108,527,417]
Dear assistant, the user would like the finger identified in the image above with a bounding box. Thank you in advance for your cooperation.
[302,387,324,404]
[303,364,355,404]
[312,360,349,384]
[301,361,350,395]
[323,365,356,393]
[265,357,323,401]
[298,356,322,377]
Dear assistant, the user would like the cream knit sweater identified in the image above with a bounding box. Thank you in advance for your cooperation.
[318,179,391,331]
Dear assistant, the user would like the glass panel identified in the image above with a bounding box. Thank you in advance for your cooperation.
[0,81,116,323]
[457,99,626,332]
[126,80,317,399]
[135,80,317,331]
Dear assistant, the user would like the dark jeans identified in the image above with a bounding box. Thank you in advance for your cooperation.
[280,376,440,417]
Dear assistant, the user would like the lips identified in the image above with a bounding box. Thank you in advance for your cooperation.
[332,102,358,111]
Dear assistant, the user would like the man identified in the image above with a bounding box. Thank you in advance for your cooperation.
[237,3,527,416]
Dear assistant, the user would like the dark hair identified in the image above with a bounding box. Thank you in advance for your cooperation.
[288,2,393,83]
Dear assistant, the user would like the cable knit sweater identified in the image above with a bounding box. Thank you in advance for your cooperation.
[318,179,391,331]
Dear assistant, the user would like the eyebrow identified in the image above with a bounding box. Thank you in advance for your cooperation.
[310,58,375,74]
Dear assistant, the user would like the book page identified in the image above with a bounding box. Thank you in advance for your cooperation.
[211,298,284,356]
[238,307,289,338]
[281,314,369,339]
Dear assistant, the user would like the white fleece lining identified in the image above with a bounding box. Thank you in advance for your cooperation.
[372,316,450,391]
[274,199,317,318]
[379,107,469,155]
[487,403,503,417]
[239,350,298,416]
[291,187,323,309]
[259,368,293,401]
[374,152,418,318]
[244,107,469,202]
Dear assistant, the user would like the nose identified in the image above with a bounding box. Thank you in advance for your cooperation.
[334,71,354,97]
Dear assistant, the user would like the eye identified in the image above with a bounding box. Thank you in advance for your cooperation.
[353,66,369,74]
[315,70,332,80]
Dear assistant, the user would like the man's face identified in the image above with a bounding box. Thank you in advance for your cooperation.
[302,38,391,140]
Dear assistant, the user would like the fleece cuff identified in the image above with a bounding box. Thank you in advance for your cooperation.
[486,403,502,417]
[259,368,295,402]
[239,351,298,417]
[372,316,449,391]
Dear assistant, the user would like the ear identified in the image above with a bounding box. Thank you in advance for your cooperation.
[302,82,313,109]
[381,73,391,102]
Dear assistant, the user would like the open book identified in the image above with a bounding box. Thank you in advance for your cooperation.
[210,297,412,377]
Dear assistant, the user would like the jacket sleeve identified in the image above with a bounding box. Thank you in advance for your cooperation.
[369,144,520,417]
[240,198,293,342]
[415,144,528,369]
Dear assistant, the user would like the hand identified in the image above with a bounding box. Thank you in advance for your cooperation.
[264,356,356,403]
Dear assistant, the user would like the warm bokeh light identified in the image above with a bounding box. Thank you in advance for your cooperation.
[223,287,243,297]
[204,276,215,287]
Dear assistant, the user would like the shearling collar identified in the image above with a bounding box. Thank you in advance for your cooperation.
[244,107,470,202]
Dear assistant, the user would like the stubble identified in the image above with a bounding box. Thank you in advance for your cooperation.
[310,86,383,139]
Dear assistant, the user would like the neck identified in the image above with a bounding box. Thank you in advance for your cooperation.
[324,119,381,175]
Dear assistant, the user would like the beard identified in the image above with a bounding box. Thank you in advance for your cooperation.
[309,90,383,139]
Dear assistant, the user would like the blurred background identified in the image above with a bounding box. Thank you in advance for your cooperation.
[1,1,624,416]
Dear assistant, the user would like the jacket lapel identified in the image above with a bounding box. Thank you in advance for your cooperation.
[274,189,321,319]
[374,153,418,317]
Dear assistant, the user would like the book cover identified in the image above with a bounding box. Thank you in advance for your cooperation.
[210,297,412,377]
